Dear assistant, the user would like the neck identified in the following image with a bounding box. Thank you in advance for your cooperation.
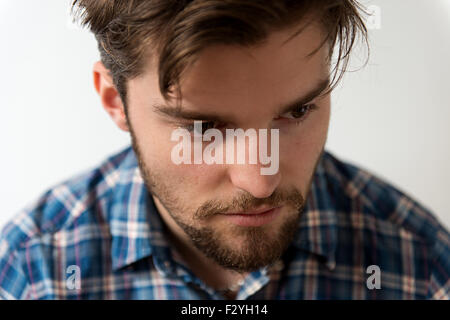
[168,225,248,292]
[153,196,248,293]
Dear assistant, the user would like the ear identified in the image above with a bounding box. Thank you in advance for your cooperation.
[93,61,130,132]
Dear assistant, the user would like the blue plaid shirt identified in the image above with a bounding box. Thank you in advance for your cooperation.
[0,146,449,299]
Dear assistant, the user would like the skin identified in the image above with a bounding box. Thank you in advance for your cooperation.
[93,20,331,298]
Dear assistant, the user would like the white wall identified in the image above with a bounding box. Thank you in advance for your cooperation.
[1,0,449,230]
[327,0,450,229]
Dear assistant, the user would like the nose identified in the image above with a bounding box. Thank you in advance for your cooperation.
[227,162,282,198]
[223,125,281,198]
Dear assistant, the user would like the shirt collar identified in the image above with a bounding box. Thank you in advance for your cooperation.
[108,146,161,270]
[290,152,338,271]
[108,146,338,271]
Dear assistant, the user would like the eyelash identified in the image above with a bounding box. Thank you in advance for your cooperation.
[179,103,318,134]
[278,103,318,125]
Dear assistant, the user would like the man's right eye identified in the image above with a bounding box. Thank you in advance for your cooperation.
[180,121,225,135]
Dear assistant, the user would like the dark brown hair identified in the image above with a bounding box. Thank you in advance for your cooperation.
[72,0,369,113]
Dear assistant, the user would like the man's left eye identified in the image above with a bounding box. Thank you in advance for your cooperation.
[276,103,318,121]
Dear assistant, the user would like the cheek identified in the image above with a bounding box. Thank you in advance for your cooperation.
[170,161,226,192]
[281,103,330,177]
[134,123,225,194]
[163,138,227,192]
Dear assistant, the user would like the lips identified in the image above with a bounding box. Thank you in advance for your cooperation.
[220,206,283,227]
[221,206,278,215]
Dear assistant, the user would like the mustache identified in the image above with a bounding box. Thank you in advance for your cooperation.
[194,187,305,220]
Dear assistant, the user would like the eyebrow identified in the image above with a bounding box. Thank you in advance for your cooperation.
[276,78,331,115]
[153,78,331,122]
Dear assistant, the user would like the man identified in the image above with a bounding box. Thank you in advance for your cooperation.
[0,0,448,300]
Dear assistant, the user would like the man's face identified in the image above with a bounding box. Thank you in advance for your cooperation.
[125,21,331,273]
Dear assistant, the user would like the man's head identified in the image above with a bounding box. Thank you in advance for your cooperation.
[73,0,368,273]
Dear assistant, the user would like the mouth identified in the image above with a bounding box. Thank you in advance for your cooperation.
[219,206,283,227]
[222,206,278,215]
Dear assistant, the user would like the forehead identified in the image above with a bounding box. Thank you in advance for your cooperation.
[132,20,329,118]
[177,22,329,111]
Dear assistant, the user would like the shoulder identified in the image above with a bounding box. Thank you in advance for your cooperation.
[0,146,133,299]
[321,150,447,244]
[1,146,133,249]
[321,151,450,299]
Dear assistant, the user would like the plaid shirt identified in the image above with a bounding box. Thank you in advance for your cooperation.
[0,146,449,300]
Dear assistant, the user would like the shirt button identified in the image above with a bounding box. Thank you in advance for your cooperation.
[273,260,284,271]
[327,261,336,270]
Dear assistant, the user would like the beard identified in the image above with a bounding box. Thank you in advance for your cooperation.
[128,119,319,273]
[172,208,303,273]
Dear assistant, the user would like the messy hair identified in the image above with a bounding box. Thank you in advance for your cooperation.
[72,0,369,113]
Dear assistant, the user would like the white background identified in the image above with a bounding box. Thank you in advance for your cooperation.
[0,0,449,230]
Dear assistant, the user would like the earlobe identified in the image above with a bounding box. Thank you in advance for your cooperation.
[93,61,130,132]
